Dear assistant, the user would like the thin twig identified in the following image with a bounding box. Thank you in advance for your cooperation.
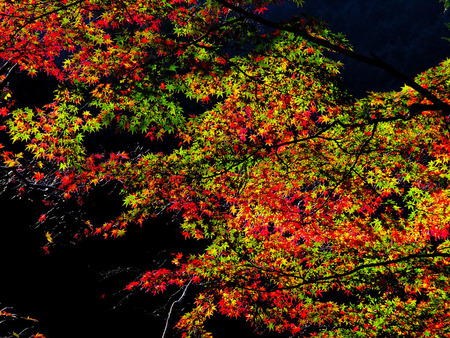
[0,166,63,192]
[161,280,192,338]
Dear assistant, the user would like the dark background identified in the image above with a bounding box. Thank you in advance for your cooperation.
[1,1,449,337]
[278,0,450,96]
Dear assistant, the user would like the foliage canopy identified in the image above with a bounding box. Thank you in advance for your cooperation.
[1,0,450,337]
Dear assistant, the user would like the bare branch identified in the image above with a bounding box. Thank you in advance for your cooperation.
[161,280,192,338]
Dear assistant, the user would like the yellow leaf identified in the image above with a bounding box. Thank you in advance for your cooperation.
[319,114,330,124]
[45,232,53,243]
[230,205,238,215]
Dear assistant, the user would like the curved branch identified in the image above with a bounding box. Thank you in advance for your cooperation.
[245,251,450,291]
[161,280,192,338]
[215,0,450,113]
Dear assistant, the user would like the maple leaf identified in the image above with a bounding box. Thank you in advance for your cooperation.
[317,114,331,124]
[1,1,450,337]
[33,172,45,181]
[45,232,53,243]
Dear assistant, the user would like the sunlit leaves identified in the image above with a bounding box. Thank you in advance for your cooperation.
[1,0,450,337]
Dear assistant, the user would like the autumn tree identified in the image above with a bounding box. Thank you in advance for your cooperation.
[1,0,450,337]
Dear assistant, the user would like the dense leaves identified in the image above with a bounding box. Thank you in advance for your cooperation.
[1,0,450,337]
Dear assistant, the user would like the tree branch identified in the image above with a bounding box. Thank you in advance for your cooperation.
[215,0,450,113]
[0,0,85,50]
[0,166,63,192]
[161,280,192,338]
[245,251,450,291]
